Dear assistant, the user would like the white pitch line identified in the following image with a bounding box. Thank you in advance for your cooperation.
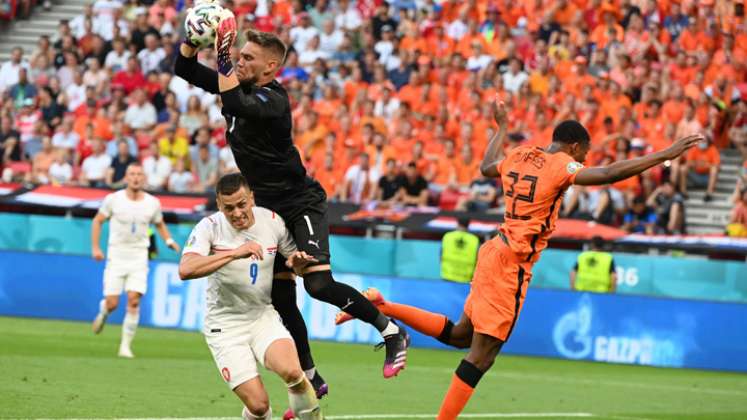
[32,414,595,420]
[407,366,747,397]
[325,413,594,419]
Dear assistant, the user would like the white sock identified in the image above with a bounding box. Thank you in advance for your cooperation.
[380,320,399,337]
[287,376,322,420]
[99,299,110,316]
[304,367,316,381]
[120,310,140,350]
[242,406,271,420]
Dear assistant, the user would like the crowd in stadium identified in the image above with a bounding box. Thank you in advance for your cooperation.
[0,0,746,235]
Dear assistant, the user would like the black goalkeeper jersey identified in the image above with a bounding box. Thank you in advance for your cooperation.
[174,53,317,201]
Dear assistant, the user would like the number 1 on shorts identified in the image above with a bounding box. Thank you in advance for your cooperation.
[249,262,258,284]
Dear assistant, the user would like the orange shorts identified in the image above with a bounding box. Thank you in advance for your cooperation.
[463,239,533,341]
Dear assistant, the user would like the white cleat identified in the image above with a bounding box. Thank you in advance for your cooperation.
[92,313,107,334]
[118,346,135,359]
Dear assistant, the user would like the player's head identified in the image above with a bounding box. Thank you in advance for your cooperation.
[125,163,145,192]
[237,30,287,85]
[590,235,604,250]
[552,120,591,163]
[216,173,255,230]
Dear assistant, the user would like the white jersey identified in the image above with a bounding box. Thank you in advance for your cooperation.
[182,207,297,330]
[98,190,164,261]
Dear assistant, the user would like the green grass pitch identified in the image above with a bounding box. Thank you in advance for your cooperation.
[1,316,746,419]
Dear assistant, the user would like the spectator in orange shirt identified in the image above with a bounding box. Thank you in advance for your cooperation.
[590,5,624,49]
[297,111,329,161]
[679,136,721,201]
[432,139,459,187]
[455,144,479,187]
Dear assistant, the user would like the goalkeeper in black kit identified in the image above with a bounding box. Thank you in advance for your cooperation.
[173,9,410,397]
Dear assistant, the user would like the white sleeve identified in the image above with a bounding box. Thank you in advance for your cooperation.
[150,197,164,224]
[98,193,115,218]
[275,213,298,258]
[182,219,212,256]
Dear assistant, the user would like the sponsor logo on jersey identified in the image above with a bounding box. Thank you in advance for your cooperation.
[267,246,277,255]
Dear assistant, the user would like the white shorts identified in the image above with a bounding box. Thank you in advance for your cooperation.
[103,260,149,296]
[204,308,293,389]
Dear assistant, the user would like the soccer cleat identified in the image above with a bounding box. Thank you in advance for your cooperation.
[283,408,295,420]
[310,371,329,399]
[118,346,135,359]
[92,312,107,334]
[376,321,410,378]
[335,288,385,325]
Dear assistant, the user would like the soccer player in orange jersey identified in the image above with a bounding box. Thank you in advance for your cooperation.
[336,100,703,419]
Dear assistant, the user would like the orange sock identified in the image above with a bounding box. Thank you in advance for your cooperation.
[379,301,448,338]
[437,373,475,420]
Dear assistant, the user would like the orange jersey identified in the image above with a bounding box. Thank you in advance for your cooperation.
[494,145,581,261]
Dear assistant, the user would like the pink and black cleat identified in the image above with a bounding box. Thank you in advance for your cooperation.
[335,288,385,325]
[378,321,410,378]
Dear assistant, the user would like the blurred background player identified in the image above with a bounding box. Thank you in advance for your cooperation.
[570,235,617,293]
[179,173,321,420]
[173,19,409,386]
[440,217,479,283]
[90,163,180,358]
[336,100,703,419]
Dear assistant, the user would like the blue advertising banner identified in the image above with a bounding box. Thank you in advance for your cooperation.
[1,250,746,372]
[2,214,747,303]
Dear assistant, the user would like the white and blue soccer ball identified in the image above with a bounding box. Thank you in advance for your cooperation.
[184,1,224,49]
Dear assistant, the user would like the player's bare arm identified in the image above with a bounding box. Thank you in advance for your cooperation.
[91,212,107,261]
[179,241,263,280]
[155,221,181,253]
[480,100,508,178]
[574,134,704,186]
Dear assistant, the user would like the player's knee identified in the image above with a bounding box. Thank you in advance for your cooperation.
[303,271,333,299]
[279,368,305,388]
[127,298,141,311]
[105,297,119,312]
[246,400,270,417]
[237,389,270,415]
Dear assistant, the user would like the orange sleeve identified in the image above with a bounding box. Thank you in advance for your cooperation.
[556,153,585,187]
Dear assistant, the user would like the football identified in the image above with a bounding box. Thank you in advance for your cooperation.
[184,1,224,49]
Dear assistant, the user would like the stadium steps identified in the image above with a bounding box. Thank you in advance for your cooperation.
[0,0,88,62]
[683,149,742,235]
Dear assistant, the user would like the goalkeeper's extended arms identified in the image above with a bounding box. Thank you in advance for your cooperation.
[173,44,220,94]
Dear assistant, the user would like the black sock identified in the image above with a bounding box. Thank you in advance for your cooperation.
[455,359,484,388]
[303,271,385,330]
[271,278,313,369]
[437,320,454,345]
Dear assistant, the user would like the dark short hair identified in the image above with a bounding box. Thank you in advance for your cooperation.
[244,29,288,63]
[590,235,605,249]
[457,217,471,228]
[552,120,590,145]
[216,173,249,196]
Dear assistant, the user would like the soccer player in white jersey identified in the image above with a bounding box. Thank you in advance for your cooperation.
[90,163,181,357]
[178,173,322,420]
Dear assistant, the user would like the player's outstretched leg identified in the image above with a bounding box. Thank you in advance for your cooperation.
[336,288,473,349]
[92,296,118,334]
[118,291,141,358]
[264,339,322,420]
[272,276,328,398]
[303,269,410,378]
[437,332,504,420]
